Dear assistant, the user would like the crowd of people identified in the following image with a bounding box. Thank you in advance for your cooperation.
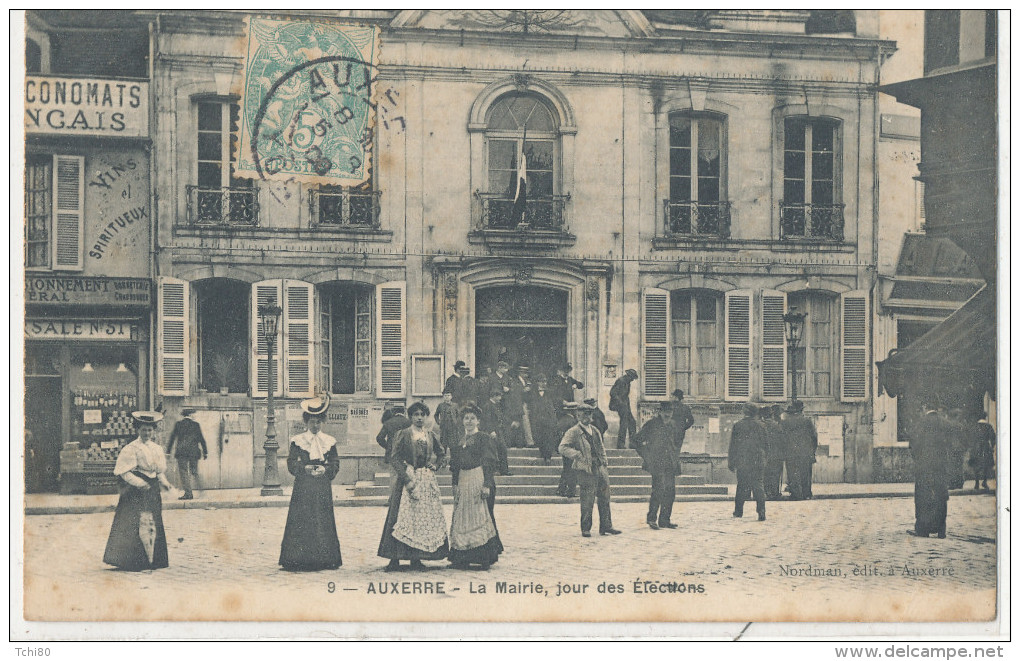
[99,362,995,573]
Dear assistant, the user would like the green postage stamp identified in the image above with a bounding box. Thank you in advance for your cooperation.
[236,16,379,185]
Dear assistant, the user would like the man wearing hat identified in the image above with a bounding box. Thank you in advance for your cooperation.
[503,364,531,449]
[608,369,639,449]
[584,398,609,437]
[633,401,683,529]
[376,403,411,462]
[555,402,581,497]
[781,400,817,500]
[479,383,511,475]
[166,408,208,500]
[728,404,768,521]
[559,402,622,537]
[552,363,585,413]
[670,389,695,448]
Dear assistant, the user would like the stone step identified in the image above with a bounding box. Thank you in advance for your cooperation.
[506,448,639,457]
[342,492,734,507]
[372,472,706,487]
[353,482,727,498]
[508,455,645,466]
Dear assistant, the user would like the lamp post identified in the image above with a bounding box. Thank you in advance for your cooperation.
[259,304,284,496]
[783,308,808,403]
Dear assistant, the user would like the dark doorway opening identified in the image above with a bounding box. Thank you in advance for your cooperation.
[474,285,568,378]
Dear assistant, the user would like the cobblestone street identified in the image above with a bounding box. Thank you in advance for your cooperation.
[22,495,997,623]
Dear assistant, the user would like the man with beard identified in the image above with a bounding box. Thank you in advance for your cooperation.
[559,402,621,537]
[633,401,683,530]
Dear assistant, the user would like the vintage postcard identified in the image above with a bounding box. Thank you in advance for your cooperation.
[14,9,1005,639]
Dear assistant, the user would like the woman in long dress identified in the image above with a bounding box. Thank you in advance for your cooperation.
[377,401,449,571]
[448,404,503,570]
[103,411,173,571]
[279,396,342,571]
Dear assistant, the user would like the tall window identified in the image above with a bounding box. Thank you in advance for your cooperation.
[195,279,249,393]
[788,292,834,397]
[782,117,841,239]
[667,115,726,235]
[484,93,560,229]
[318,284,373,394]
[25,155,51,269]
[671,291,723,398]
[194,101,255,225]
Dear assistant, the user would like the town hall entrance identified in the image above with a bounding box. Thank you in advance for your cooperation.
[474,285,568,378]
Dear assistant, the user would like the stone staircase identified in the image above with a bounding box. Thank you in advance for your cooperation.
[351,448,728,504]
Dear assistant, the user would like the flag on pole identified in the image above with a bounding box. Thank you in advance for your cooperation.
[511,132,528,226]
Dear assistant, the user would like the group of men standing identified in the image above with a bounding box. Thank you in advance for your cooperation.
[726,401,818,522]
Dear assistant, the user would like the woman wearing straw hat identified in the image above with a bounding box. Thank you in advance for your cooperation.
[103,411,174,571]
[377,401,449,571]
[279,396,342,571]
[448,403,503,570]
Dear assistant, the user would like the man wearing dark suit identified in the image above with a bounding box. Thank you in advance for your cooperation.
[375,405,411,462]
[670,389,695,445]
[555,404,580,497]
[503,364,531,448]
[166,408,208,500]
[444,361,465,401]
[583,397,609,437]
[633,401,683,530]
[762,405,786,500]
[479,386,511,475]
[608,369,639,449]
[728,404,767,521]
[552,363,584,413]
[558,403,621,538]
[782,400,818,500]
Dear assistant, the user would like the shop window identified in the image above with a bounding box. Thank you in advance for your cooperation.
[481,93,565,230]
[788,292,835,398]
[195,279,249,394]
[68,346,140,450]
[670,291,723,398]
[190,101,256,226]
[781,117,843,240]
[318,284,374,394]
[665,114,729,237]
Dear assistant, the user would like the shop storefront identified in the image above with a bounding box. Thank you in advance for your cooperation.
[24,277,151,493]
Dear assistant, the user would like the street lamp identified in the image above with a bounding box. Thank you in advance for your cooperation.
[258,303,284,496]
[783,308,808,403]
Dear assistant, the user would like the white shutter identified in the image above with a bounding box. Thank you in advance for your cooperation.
[52,155,84,270]
[376,281,406,397]
[761,290,788,401]
[157,277,190,396]
[251,280,283,398]
[840,290,870,402]
[642,288,670,400]
[283,280,315,398]
[724,290,752,401]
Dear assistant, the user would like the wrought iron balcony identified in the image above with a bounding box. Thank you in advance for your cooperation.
[477,193,570,232]
[309,189,382,228]
[187,185,258,226]
[662,200,731,238]
[780,202,845,241]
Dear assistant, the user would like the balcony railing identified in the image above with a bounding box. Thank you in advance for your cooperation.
[662,200,731,237]
[780,202,845,241]
[309,189,382,228]
[187,186,258,226]
[477,193,570,232]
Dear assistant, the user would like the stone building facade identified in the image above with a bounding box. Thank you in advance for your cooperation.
[33,10,900,489]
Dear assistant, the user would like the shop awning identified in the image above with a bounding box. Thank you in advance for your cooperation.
[877,284,996,398]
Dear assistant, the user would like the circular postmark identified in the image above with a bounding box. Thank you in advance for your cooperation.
[249,54,378,184]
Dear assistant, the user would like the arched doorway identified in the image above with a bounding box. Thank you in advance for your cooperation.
[474,285,568,377]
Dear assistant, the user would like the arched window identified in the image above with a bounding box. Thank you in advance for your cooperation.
[483,93,561,229]
[670,290,724,398]
[788,291,836,397]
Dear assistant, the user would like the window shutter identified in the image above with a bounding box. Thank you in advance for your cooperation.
[157,277,190,396]
[642,288,670,400]
[761,289,788,401]
[51,155,84,271]
[840,290,870,402]
[251,280,283,398]
[376,281,406,397]
[724,290,752,401]
[283,280,315,398]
